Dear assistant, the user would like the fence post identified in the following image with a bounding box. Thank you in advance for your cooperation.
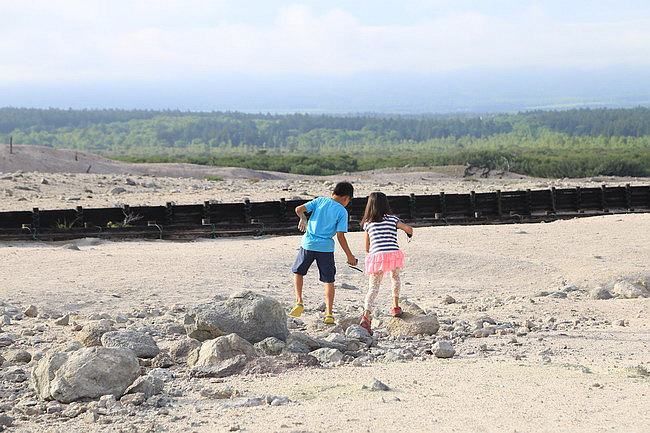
[165,202,174,225]
[279,198,287,221]
[600,185,607,211]
[438,192,446,219]
[203,201,211,222]
[409,194,416,220]
[32,207,40,230]
[496,190,503,217]
[625,184,632,210]
[549,187,557,214]
[575,186,582,213]
[9,136,12,154]
[76,206,84,226]
[244,199,252,223]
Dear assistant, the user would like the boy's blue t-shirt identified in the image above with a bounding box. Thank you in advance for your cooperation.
[301,197,349,252]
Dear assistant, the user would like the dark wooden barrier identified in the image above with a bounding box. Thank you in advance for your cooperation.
[1,184,648,241]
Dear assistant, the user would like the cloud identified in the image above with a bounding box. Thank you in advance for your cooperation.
[1,2,650,83]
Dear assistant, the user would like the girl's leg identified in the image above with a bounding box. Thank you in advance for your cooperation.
[390,269,402,308]
[364,272,383,318]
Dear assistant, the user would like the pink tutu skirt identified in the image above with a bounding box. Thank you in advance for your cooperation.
[365,250,405,275]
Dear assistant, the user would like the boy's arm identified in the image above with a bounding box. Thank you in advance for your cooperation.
[397,221,414,237]
[336,232,358,266]
[295,205,308,232]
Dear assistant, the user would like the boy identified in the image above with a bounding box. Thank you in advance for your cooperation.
[289,181,358,324]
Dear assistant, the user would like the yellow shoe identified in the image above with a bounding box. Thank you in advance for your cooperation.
[289,303,304,317]
[323,314,335,324]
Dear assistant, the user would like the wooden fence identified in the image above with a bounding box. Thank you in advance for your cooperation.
[0,184,648,241]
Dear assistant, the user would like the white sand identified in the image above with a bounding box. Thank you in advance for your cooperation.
[0,151,648,432]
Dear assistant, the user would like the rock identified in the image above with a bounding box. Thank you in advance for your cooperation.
[62,243,80,250]
[99,394,121,410]
[309,348,344,363]
[385,312,439,337]
[590,287,612,299]
[345,324,374,347]
[254,336,286,356]
[32,347,140,403]
[110,187,127,195]
[285,340,310,354]
[7,350,31,363]
[432,341,455,358]
[101,331,160,358]
[121,392,145,406]
[151,352,174,368]
[189,333,257,368]
[0,414,13,428]
[2,367,28,382]
[548,291,567,299]
[286,331,347,352]
[24,305,38,317]
[362,378,390,391]
[165,323,186,335]
[148,368,173,382]
[169,337,202,363]
[442,295,456,304]
[184,291,288,343]
[612,281,649,299]
[53,314,70,326]
[400,299,425,315]
[124,375,164,399]
[77,320,115,347]
[115,313,129,323]
[241,353,320,375]
[190,355,249,378]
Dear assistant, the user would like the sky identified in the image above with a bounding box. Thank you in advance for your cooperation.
[1,0,650,112]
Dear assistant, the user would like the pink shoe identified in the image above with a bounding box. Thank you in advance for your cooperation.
[389,306,403,317]
[359,316,373,335]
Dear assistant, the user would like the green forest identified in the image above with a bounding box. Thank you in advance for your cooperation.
[2,107,650,177]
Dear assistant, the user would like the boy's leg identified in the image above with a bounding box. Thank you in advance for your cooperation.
[293,273,304,304]
[324,282,335,315]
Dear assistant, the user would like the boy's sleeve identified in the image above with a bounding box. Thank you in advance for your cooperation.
[303,198,318,213]
[336,209,349,233]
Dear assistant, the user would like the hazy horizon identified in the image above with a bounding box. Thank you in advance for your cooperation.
[2,1,650,113]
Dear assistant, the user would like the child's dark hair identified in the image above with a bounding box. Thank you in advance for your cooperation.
[361,192,392,224]
[333,181,354,198]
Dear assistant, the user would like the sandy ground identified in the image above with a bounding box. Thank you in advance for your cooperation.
[0,147,649,432]
[1,213,648,432]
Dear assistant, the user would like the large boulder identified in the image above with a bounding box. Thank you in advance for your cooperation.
[188,333,257,368]
[184,291,288,343]
[169,338,202,363]
[385,312,439,337]
[32,347,140,403]
[612,281,649,299]
[101,331,160,358]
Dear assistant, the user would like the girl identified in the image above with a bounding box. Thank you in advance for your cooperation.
[360,192,413,334]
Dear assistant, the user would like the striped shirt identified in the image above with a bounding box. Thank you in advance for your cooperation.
[363,214,401,255]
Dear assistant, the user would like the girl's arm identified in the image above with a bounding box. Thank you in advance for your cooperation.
[397,221,413,237]
[365,231,370,253]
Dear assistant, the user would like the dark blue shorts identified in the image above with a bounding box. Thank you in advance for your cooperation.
[292,247,336,283]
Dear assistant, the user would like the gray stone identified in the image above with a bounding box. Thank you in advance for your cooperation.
[385,312,439,337]
[254,336,286,356]
[284,340,310,354]
[3,367,28,382]
[148,368,174,382]
[53,314,70,326]
[442,295,457,304]
[124,375,164,399]
[24,305,38,317]
[7,350,31,363]
[110,187,127,195]
[345,324,373,347]
[32,347,140,403]
[432,341,456,358]
[115,313,129,323]
[309,348,344,363]
[183,290,288,343]
[101,331,160,358]
[362,378,390,391]
[286,331,347,352]
[0,414,13,427]
[77,320,115,347]
[612,281,649,299]
[169,337,202,363]
[120,392,145,406]
[151,352,174,368]
[241,353,320,375]
[189,333,256,368]
[590,286,613,300]
[190,355,249,378]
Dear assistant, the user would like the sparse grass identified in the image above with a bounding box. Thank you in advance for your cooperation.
[55,218,80,229]
[463,177,480,182]
[204,176,224,181]
[248,178,261,183]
